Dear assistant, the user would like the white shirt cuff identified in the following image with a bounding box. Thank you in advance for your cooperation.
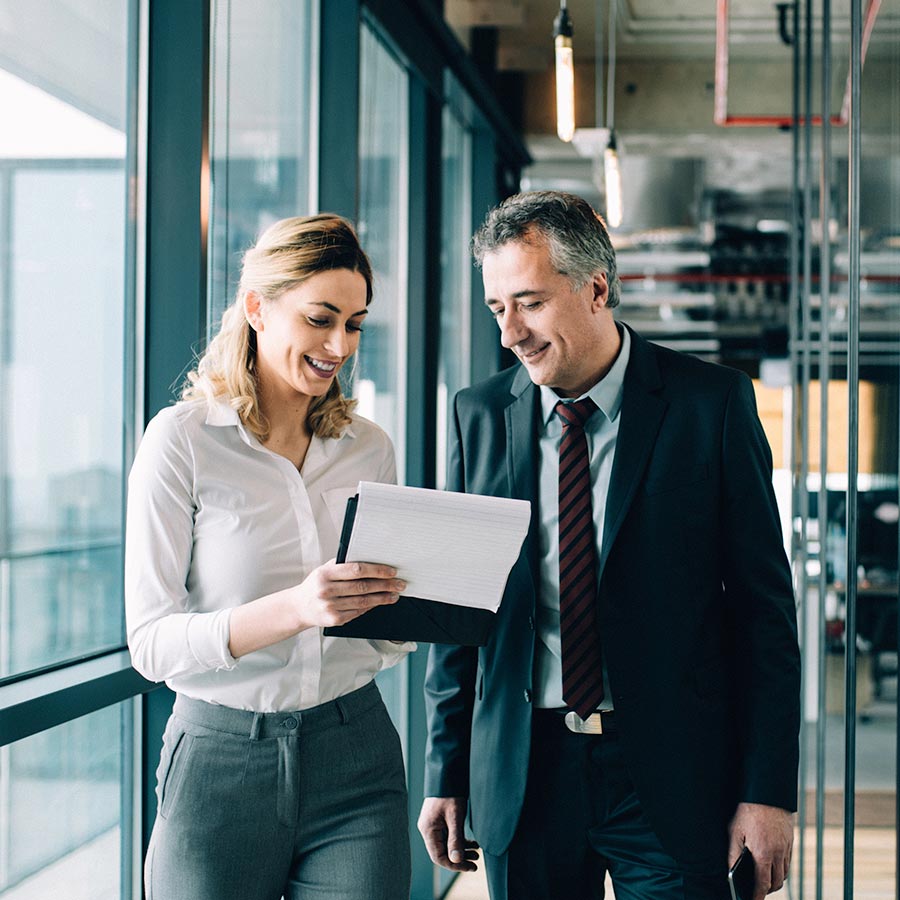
[186,608,238,671]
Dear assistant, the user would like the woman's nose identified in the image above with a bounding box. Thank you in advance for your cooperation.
[324,327,349,357]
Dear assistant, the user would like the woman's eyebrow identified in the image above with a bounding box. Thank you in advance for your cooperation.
[309,301,368,317]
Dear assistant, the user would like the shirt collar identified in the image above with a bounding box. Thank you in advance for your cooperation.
[203,397,357,441]
[539,324,631,426]
[205,399,241,427]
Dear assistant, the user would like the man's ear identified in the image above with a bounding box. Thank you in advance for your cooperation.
[591,272,609,310]
[244,291,264,331]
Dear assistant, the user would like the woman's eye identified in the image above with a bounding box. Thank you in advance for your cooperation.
[307,317,330,327]
[347,323,364,334]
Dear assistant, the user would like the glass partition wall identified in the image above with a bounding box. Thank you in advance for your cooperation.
[356,23,410,480]
[0,1,140,896]
[208,0,318,323]
[793,1,900,898]
[436,74,473,491]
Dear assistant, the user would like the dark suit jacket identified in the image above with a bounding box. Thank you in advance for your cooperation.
[423,325,801,872]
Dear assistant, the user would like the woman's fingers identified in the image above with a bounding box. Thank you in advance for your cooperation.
[324,560,400,582]
[294,560,405,629]
[329,592,401,623]
[318,562,406,600]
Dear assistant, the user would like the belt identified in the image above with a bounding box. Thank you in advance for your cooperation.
[534,707,616,735]
[564,710,616,735]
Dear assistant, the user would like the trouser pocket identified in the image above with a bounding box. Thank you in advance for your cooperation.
[155,717,194,820]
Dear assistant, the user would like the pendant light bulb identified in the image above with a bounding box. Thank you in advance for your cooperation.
[604,130,623,228]
[554,5,575,142]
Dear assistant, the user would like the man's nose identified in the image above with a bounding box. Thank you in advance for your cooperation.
[499,310,527,350]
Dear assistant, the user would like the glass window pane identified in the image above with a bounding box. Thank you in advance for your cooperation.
[0,4,135,680]
[208,0,317,325]
[356,25,409,478]
[437,97,472,490]
[0,701,132,899]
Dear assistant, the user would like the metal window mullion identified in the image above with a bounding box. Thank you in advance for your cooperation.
[815,1,833,898]
[0,166,10,572]
[119,4,144,894]
[796,0,813,891]
[843,0,863,895]
[0,742,9,887]
[0,650,156,747]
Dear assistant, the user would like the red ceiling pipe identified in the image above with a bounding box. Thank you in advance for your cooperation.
[714,0,882,127]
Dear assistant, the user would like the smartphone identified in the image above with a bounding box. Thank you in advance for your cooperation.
[728,847,755,900]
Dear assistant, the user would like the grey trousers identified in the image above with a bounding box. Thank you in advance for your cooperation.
[145,681,411,900]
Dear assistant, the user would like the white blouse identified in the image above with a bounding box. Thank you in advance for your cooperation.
[125,398,413,712]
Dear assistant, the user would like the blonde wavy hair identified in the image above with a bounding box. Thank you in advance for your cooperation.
[182,214,373,440]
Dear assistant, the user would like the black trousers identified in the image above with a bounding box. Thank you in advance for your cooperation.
[483,710,731,900]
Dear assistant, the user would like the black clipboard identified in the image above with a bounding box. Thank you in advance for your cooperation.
[323,494,497,646]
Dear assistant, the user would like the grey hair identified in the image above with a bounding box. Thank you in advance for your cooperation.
[472,191,620,309]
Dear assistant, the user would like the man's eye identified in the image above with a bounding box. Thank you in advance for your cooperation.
[521,302,542,311]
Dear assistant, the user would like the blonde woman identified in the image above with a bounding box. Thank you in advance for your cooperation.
[126,214,412,900]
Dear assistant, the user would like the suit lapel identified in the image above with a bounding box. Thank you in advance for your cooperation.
[598,328,667,578]
[505,365,540,506]
[505,365,541,588]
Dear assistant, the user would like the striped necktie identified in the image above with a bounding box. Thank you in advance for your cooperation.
[555,397,605,720]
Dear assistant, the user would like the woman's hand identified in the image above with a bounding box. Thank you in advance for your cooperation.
[228,560,405,659]
[291,559,406,630]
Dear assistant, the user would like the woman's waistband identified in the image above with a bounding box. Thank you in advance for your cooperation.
[172,680,382,740]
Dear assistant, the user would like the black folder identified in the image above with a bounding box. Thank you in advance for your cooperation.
[323,495,497,646]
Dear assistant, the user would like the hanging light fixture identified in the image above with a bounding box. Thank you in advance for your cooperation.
[604,131,623,228]
[603,0,623,227]
[553,1,575,142]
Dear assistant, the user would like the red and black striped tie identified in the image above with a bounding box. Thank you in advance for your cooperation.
[556,398,604,720]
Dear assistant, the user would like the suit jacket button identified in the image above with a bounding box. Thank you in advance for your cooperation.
[528,616,535,631]
[523,689,532,703]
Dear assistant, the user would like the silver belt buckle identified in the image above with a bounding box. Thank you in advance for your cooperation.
[564,711,604,734]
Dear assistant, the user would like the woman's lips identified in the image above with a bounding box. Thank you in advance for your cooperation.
[304,355,339,378]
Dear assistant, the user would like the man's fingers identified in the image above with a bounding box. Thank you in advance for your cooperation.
[445,804,465,863]
[421,823,451,866]
[417,799,477,873]
[769,854,790,894]
[753,857,772,900]
[420,823,475,871]
[727,838,745,870]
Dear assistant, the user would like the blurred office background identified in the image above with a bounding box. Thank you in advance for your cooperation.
[0,1,897,897]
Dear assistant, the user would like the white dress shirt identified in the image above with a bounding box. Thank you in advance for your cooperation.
[125,398,413,712]
[533,325,631,710]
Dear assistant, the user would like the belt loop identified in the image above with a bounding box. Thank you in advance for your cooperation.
[250,713,263,740]
[335,697,350,724]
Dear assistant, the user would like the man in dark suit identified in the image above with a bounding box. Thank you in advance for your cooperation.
[418,191,800,900]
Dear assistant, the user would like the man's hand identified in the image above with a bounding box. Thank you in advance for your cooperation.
[417,797,480,872]
[728,802,794,899]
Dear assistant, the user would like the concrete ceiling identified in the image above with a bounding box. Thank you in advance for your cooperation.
[446,0,899,65]
[446,0,899,201]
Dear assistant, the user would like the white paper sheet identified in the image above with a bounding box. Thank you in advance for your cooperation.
[343,482,531,612]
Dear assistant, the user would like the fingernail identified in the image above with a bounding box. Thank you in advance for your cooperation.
[450,851,461,862]
[395,580,407,591]
[391,594,400,602]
